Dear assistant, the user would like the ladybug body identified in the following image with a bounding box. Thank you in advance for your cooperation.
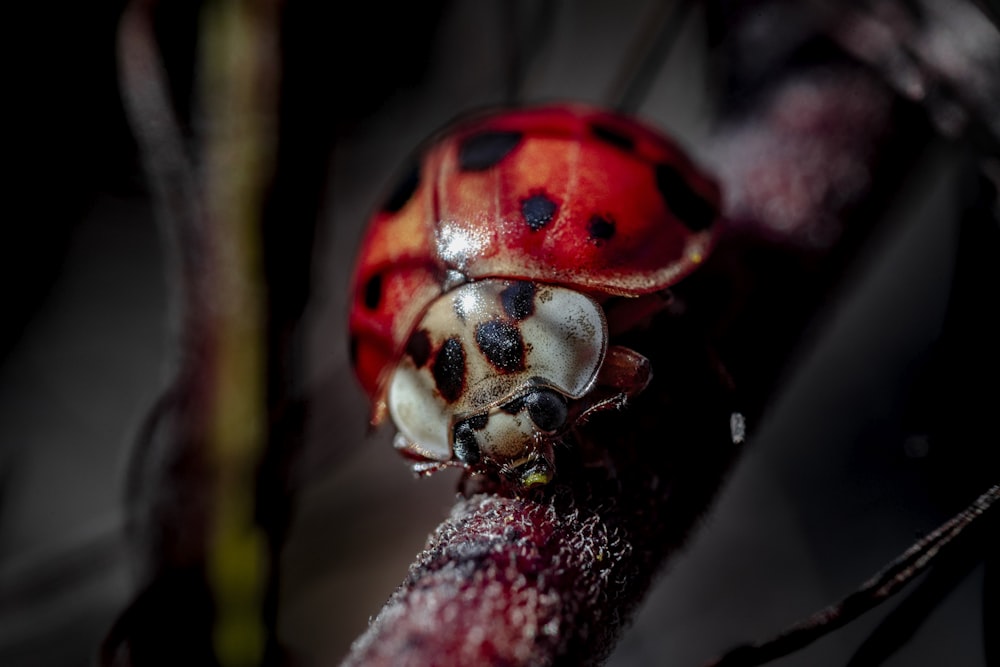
[349,104,721,487]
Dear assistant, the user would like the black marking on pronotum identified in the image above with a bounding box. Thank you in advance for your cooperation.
[452,421,481,464]
[520,193,558,231]
[364,274,383,310]
[655,163,715,232]
[588,215,616,242]
[432,337,466,403]
[458,131,523,171]
[501,281,536,321]
[475,320,526,373]
[405,329,432,368]
[590,123,635,152]
[382,162,420,213]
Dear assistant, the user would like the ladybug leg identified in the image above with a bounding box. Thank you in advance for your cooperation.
[572,345,652,423]
[597,345,653,399]
[604,290,674,336]
[393,432,465,477]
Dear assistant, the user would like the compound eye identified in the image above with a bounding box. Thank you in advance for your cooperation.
[523,389,568,433]
[452,418,484,464]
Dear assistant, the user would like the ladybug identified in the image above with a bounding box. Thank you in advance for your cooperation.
[348,104,721,489]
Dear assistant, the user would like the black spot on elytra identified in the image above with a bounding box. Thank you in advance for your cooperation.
[452,421,481,464]
[521,193,558,231]
[501,282,536,321]
[382,163,420,213]
[433,337,466,403]
[588,215,616,242]
[475,320,526,373]
[655,163,716,232]
[364,274,383,310]
[458,131,523,171]
[405,329,432,368]
[591,123,635,151]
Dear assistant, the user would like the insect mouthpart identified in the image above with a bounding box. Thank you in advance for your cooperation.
[514,457,554,489]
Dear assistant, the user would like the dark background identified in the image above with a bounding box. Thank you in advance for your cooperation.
[1,1,995,665]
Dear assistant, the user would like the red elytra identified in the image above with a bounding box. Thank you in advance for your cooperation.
[348,104,721,421]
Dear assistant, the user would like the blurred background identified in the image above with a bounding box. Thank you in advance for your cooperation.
[2,1,997,665]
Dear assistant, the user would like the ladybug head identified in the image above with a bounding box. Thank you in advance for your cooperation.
[387,280,607,488]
